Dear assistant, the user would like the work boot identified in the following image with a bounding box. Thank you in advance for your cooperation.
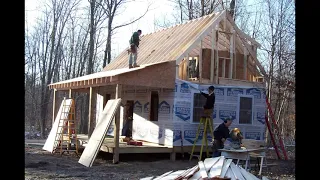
[133,64,140,68]
[129,64,133,69]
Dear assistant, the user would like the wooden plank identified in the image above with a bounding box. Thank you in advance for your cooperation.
[78,98,122,167]
[186,55,190,80]
[159,170,186,180]
[220,159,232,178]
[233,32,237,79]
[225,167,236,179]
[182,165,199,179]
[230,162,245,180]
[241,166,260,180]
[113,84,122,164]
[226,13,261,48]
[43,99,73,152]
[175,10,226,66]
[199,41,203,82]
[238,166,256,180]
[208,156,225,178]
[229,30,234,79]
[204,157,221,171]
[243,47,248,80]
[222,58,226,78]
[198,161,208,179]
[210,28,216,82]
[174,166,197,180]
[153,170,173,180]
[214,29,219,84]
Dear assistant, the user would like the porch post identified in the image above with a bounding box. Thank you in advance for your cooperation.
[113,84,122,164]
[88,87,96,138]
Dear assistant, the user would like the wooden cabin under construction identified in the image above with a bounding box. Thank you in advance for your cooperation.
[48,10,267,163]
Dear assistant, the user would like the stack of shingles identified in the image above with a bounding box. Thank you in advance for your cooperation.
[141,156,269,180]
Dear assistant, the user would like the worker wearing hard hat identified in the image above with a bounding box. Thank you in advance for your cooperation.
[212,116,233,157]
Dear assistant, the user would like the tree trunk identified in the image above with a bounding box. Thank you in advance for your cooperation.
[87,0,96,75]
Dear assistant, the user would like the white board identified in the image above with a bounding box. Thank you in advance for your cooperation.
[198,161,208,179]
[78,99,122,167]
[238,166,260,180]
[220,159,233,178]
[208,156,225,178]
[203,157,221,171]
[43,99,73,152]
[230,162,245,180]
[225,168,236,179]
[159,170,185,180]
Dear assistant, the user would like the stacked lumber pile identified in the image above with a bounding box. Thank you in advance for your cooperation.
[140,156,269,180]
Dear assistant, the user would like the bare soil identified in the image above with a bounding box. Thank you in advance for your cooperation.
[25,145,295,180]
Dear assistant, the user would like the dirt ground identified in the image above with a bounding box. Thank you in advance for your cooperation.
[25,145,295,180]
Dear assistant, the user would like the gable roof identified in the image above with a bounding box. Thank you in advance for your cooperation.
[103,11,225,71]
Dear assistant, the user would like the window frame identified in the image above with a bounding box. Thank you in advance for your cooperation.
[237,94,254,125]
[191,92,208,124]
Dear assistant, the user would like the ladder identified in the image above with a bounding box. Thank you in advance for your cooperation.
[265,95,288,160]
[53,97,79,155]
[189,116,214,161]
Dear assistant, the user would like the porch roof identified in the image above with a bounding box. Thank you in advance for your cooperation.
[48,61,169,90]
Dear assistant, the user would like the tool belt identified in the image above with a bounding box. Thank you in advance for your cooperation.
[203,108,213,117]
[130,44,137,53]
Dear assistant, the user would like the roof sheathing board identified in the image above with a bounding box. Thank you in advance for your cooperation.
[103,12,219,71]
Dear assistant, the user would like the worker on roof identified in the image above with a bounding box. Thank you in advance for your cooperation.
[212,116,233,157]
[199,86,216,118]
[128,29,142,69]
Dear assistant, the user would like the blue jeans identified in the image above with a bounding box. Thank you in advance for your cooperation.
[128,45,137,65]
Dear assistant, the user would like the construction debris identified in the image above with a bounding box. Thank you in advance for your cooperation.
[140,156,269,180]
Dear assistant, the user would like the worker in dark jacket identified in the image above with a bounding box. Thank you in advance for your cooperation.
[128,29,142,68]
[200,86,215,117]
[212,116,233,157]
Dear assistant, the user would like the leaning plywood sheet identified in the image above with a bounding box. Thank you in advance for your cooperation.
[43,99,73,152]
[78,99,122,167]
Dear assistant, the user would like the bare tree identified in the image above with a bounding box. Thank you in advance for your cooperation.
[97,0,150,67]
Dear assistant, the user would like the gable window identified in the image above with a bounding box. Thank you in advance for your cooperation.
[188,58,199,79]
[150,91,159,121]
[238,96,253,124]
[192,93,207,123]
